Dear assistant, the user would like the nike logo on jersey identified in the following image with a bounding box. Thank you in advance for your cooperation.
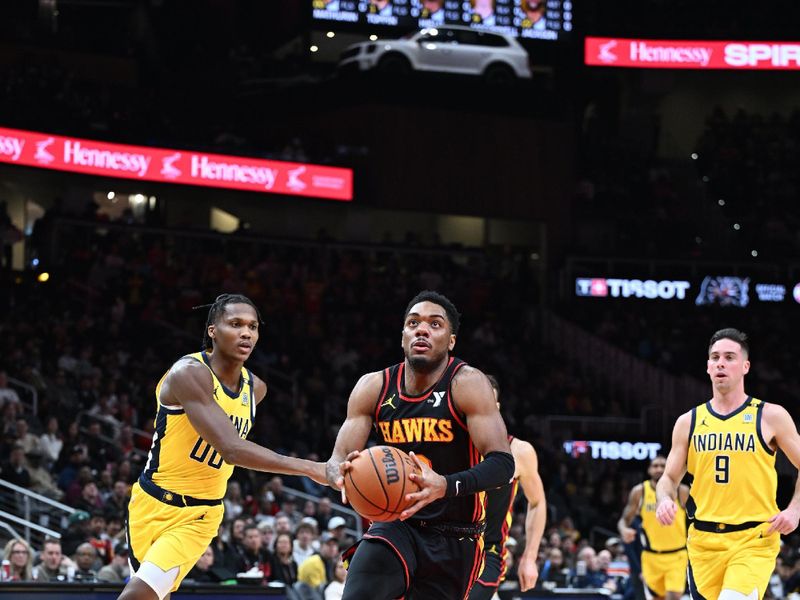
[455,480,461,495]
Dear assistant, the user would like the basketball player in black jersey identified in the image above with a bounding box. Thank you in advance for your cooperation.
[469,375,546,599]
[326,290,515,600]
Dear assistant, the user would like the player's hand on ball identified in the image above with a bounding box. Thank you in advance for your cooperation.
[655,498,676,525]
[400,451,446,520]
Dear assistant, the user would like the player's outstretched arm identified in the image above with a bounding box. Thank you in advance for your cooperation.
[402,367,513,519]
[655,411,690,525]
[618,484,643,543]
[167,359,326,484]
[765,403,800,534]
[514,438,547,592]
[325,372,384,493]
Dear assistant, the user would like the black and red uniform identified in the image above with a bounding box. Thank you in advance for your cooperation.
[470,435,519,600]
[344,357,486,600]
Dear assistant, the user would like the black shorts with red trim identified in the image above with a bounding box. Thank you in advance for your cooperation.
[477,548,504,586]
[343,519,484,600]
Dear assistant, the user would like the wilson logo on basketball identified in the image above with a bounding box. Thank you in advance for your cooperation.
[380,446,400,484]
[377,417,454,444]
[344,446,421,522]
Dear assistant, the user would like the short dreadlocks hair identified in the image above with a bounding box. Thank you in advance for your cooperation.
[194,294,264,351]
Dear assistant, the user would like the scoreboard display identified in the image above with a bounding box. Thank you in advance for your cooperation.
[312,0,573,41]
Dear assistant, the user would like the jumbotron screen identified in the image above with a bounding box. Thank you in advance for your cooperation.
[312,0,573,41]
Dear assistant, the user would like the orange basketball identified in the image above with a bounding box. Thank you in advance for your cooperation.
[344,445,422,522]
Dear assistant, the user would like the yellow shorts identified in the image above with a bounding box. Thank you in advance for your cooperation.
[641,549,688,598]
[127,481,225,593]
[687,523,780,599]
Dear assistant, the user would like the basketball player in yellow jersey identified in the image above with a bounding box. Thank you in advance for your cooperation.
[118,294,327,600]
[656,328,800,600]
[618,455,688,600]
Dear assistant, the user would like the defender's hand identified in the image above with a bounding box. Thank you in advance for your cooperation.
[518,554,539,591]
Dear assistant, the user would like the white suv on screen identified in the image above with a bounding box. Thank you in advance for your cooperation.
[338,26,532,83]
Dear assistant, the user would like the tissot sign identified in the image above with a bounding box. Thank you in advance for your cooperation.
[563,440,662,461]
[0,126,353,201]
[585,37,800,70]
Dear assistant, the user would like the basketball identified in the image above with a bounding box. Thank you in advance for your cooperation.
[344,445,422,522]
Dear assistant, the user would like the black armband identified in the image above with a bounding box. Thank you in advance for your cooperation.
[444,451,514,498]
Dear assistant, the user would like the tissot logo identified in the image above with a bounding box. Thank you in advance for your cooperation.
[598,39,618,63]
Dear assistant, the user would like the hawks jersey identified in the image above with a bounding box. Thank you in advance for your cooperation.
[687,397,778,524]
[484,435,518,548]
[374,357,483,523]
[142,351,255,499]
[483,435,518,579]
[640,480,685,552]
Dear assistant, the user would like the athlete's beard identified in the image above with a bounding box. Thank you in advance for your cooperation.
[407,351,446,374]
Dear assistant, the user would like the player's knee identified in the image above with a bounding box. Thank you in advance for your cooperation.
[126,563,180,600]
[117,577,161,600]
[342,541,406,600]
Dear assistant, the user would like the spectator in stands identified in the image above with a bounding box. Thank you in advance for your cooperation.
[298,532,340,589]
[105,513,124,542]
[234,524,272,579]
[270,532,299,585]
[0,370,21,409]
[186,546,223,583]
[72,542,98,582]
[267,475,289,507]
[74,480,104,513]
[326,516,354,550]
[223,480,245,521]
[39,416,63,468]
[570,546,606,588]
[315,497,335,531]
[2,538,34,581]
[104,480,130,520]
[258,519,277,552]
[26,447,64,500]
[539,547,568,586]
[293,519,318,566]
[15,418,39,455]
[33,538,73,582]
[275,514,293,537]
[324,560,347,600]
[61,510,91,555]
[96,541,130,583]
[1,443,31,488]
[302,500,320,527]
[57,446,89,494]
[87,510,113,566]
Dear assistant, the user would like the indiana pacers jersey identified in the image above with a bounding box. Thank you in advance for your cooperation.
[141,351,255,499]
[687,397,778,524]
[374,357,483,523]
[640,480,685,551]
